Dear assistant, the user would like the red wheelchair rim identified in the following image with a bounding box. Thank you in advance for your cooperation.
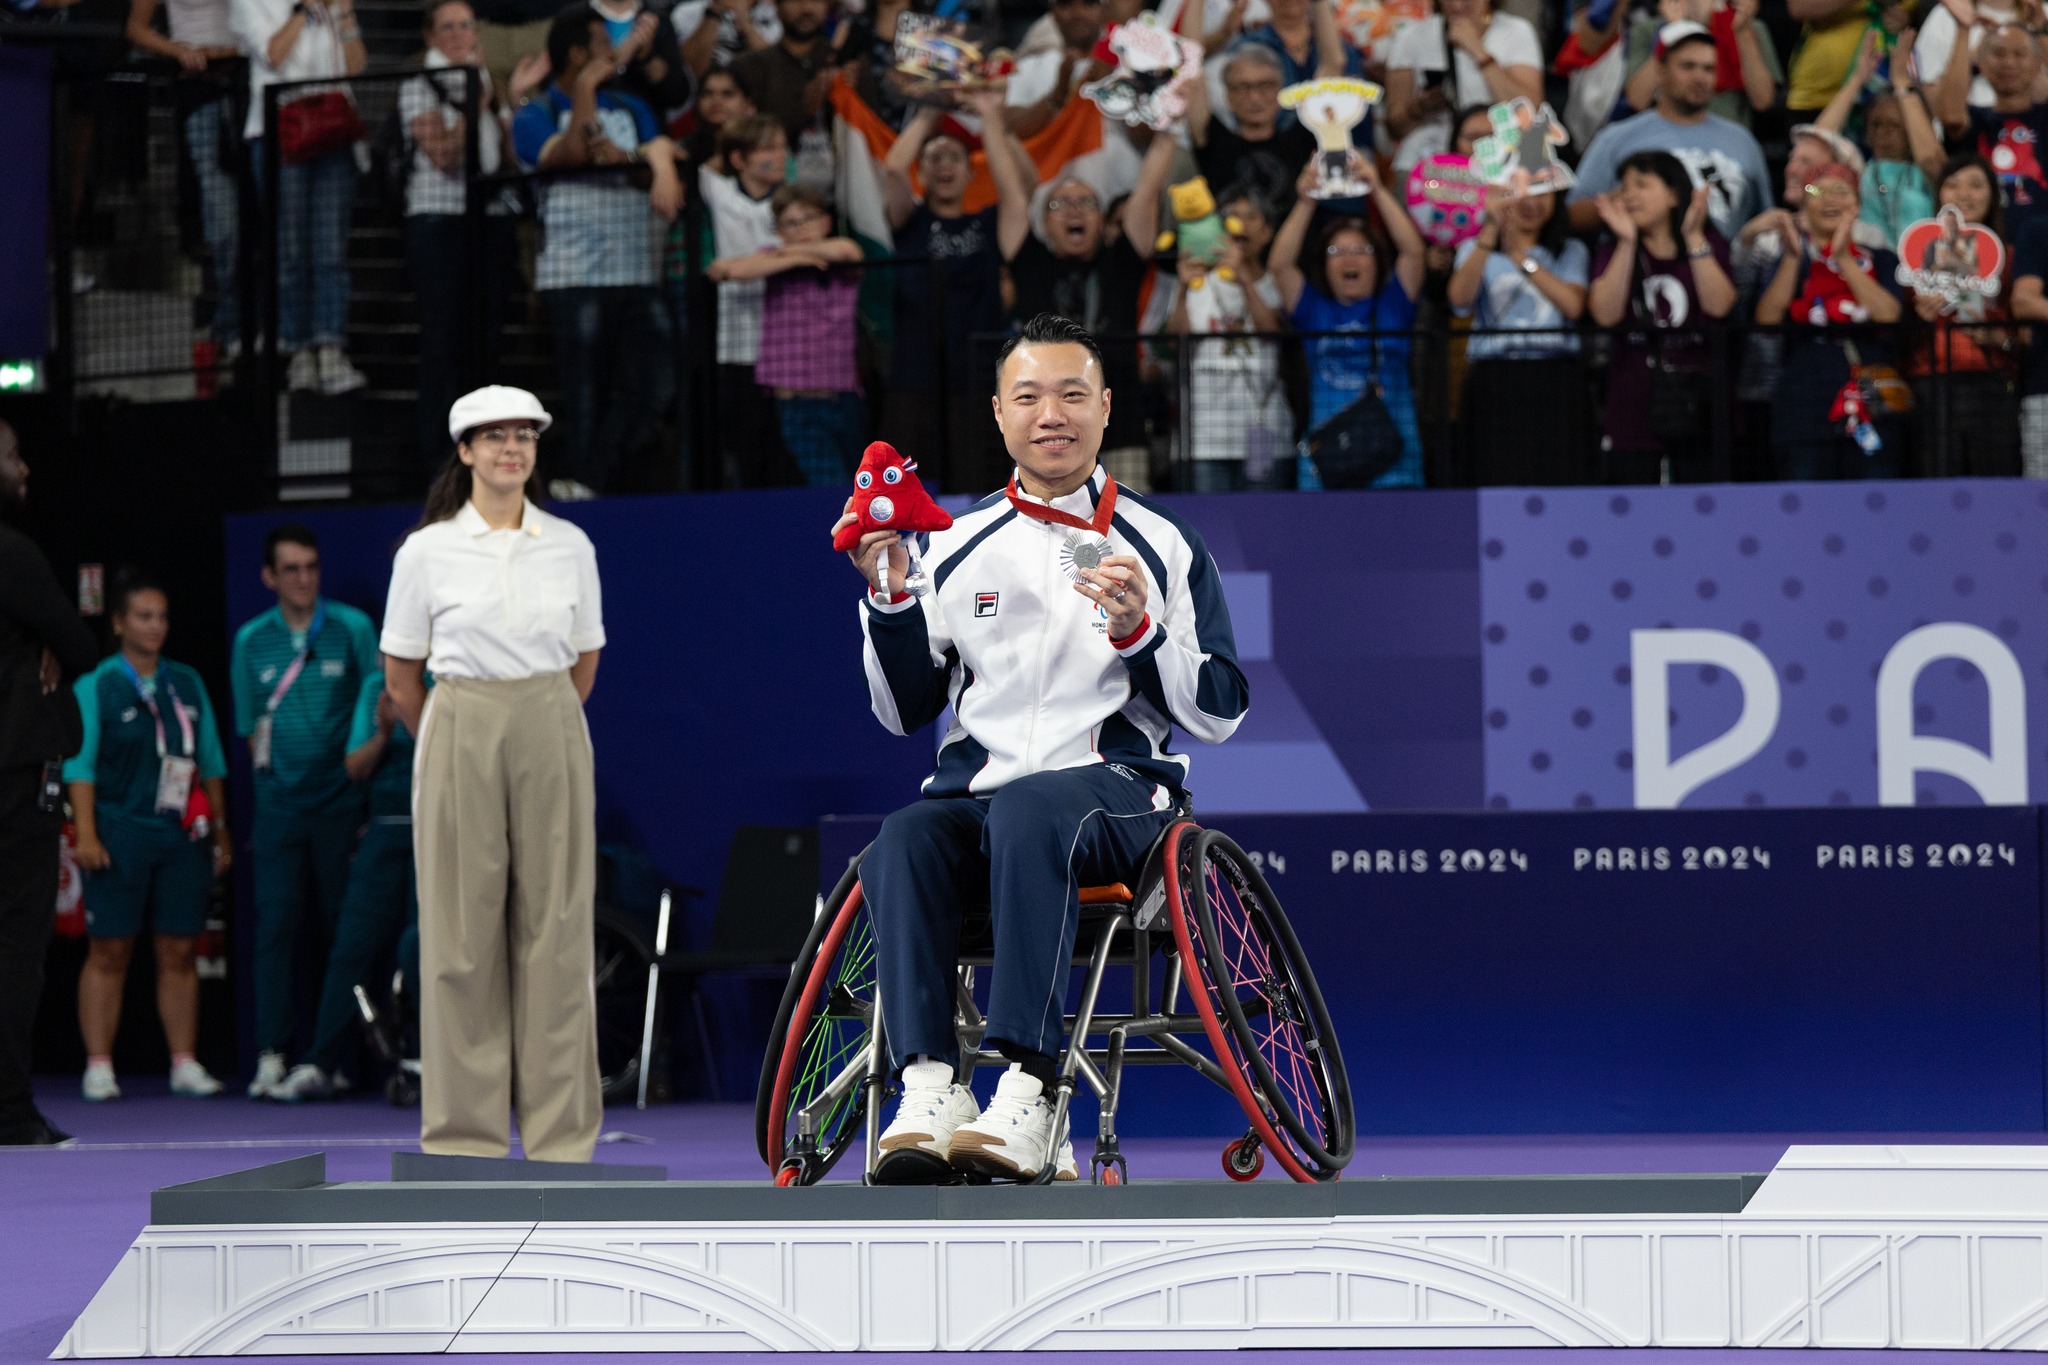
[764,881,865,1172]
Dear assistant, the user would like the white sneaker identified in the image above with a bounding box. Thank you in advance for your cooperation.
[81,1062,120,1102]
[286,349,319,391]
[270,1064,334,1102]
[874,1060,979,1183]
[948,1065,1077,1181]
[169,1058,224,1097]
[316,345,366,396]
[547,478,598,502]
[247,1050,286,1098]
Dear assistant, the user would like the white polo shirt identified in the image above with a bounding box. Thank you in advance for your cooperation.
[381,500,606,679]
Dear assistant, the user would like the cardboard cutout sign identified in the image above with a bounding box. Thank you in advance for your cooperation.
[1405,153,1486,247]
[1279,77,1383,200]
[1895,204,2005,318]
[1081,14,1205,130]
[1470,97,1573,197]
[894,13,1014,104]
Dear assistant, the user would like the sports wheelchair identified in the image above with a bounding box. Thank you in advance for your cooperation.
[755,816,1355,1186]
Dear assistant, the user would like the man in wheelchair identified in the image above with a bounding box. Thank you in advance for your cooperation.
[832,314,1249,1184]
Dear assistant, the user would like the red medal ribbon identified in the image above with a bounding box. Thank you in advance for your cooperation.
[1005,472,1118,537]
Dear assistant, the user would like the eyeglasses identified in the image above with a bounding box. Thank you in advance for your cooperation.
[1045,195,1100,212]
[1325,242,1374,256]
[1225,79,1281,93]
[472,426,541,445]
[777,209,825,230]
[1803,181,1857,201]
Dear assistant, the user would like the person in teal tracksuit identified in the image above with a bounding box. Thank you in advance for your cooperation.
[65,574,233,1102]
[229,525,378,1098]
[269,662,428,1101]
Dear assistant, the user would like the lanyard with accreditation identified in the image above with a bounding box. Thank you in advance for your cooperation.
[251,602,324,772]
[122,657,198,817]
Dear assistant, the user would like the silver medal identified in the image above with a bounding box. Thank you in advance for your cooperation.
[1059,532,1114,583]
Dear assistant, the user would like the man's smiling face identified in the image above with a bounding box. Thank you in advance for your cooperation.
[992,340,1110,491]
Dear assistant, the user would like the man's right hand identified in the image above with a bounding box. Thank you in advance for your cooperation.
[75,833,111,872]
[39,648,60,695]
[835,499,910,594]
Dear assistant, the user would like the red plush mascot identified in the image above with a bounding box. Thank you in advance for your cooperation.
[830,442,953,551]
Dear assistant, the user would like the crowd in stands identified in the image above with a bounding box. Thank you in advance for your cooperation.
[44,0,2048,490]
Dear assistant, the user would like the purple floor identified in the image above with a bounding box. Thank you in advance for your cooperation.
[0,1081,2028,1364]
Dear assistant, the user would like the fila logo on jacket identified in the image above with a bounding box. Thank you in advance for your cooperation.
[859,467,1249,798]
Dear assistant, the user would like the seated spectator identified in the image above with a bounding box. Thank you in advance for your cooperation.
[125,0,243,375]
[882,94,1029,491]
[1184,46,1318,217]
[1270,150,1428,488]
[591,0,695,118]
[728,0,835,154]
[1383,0,1542,174]
[1568,22,1771,242]
[1617,0,1780,129]
[229,0,369,395]
[402,0,537,470]
[1169,215,1292,490]
[1754,162,1906,479]
[1913,0,2015,110]
[1811,31,1938,250]
[1783,0,1884,121]
[1230,0,1364,89]
[1933,4,2048,246]
[676,0,778,77]
[699,113,789,484]
[708,183,866,485]
[2011,214,2048,476]
[1447,189,1592,484]
[512,3,682,497]
[66,574,232,1103]
[1907,154,2018,476]
[1587,150,1737,484]
[1002,131,1173,487]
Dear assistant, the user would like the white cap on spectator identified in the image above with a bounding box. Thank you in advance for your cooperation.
[448,386,553,443]
[1654,20,1713,57]
[1789,123,1867,175]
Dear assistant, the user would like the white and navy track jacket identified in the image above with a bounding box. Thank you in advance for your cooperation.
[859,466,1249,799]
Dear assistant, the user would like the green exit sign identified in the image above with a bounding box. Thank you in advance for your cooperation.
[0,360,43,392]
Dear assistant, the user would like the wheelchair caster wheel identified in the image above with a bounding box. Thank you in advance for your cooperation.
[1223,1136,1264,1181]
[775,1158,811,1187]
[1098,1164,1124,1186]
[385,1073,419,1108]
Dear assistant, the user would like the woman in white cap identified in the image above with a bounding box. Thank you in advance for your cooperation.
[378,385,607,1163]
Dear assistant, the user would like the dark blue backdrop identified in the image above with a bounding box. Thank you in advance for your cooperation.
[0,47,51,361]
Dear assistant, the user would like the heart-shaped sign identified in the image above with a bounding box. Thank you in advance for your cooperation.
[1405,153,1486,247]
[1894,204,2005,314]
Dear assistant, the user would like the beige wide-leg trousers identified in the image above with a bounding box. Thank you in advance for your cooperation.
[414,671,600,1163]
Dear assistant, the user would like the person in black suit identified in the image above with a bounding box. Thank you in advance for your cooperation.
[0,420,99,1146]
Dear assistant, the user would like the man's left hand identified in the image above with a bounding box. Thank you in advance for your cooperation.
[1076,554,1149,640]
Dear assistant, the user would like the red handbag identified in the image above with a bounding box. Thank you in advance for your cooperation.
[278,88,363,165]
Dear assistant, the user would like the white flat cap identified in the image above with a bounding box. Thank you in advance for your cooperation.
[448,385,553,442]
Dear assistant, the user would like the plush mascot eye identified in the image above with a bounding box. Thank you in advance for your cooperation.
[856,470,873,489]
[883,466,903,485]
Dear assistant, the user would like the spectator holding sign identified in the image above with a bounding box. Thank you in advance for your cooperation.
[1382,0,1543,174]
[1904,156,2018,475]
[1270,149,1429,487]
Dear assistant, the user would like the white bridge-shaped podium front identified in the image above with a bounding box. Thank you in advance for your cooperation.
[53,1146,2048,1354]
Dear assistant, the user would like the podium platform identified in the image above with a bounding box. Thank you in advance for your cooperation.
[53,1145,2048,1353]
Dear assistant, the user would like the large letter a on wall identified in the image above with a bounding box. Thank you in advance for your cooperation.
[1631,630,1782,809]
[1875,623,2028,806]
